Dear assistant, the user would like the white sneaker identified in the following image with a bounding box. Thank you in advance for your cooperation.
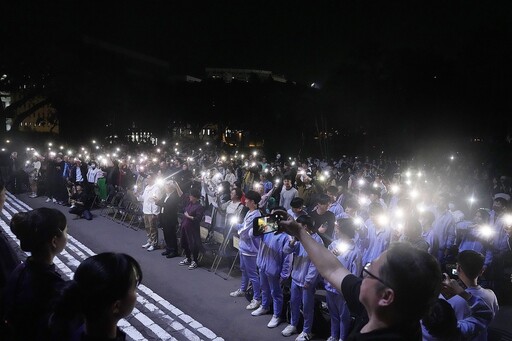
[188,261,198,270]
[52,198,57,203]
[246,299,261,310]
[45,198,52,202]
[281,324,298,337]
[267,315,281,328]
[251,306,270,316]
[147,245,155,252]
[295,331,313,341]
[179,258,191,266]
[326,337,337,341]
[229,288,245,297]
[141,242,151,248]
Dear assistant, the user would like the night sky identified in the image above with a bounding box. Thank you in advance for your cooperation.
[2,1,512,152]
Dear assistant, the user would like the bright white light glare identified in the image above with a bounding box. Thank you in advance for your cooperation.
[468,196,476,204]
[92,140,96,144]
[405,171,411,178]
[156,178,165,186]
[60,146,64,150]
[390,184,400,194]
[377,214,390,226]
[478,225,494,238]
[50,151,56,157]
[323,171,330,177]
[417,204,426,213]
[450,155,455,160]
[357,179,365,187]
[275,178,281,184]
[358,196,369,206]
[201,171,206,176]
[162,141,166,145]
[67,150,73,155]
[230,216,239,225]
[217,185,223,192]
[264,168,268,173]
[394,208,404,219]
[417,172,422,177]
[319,175,326,181]
[156,148,161,153]
[133,185,137,190]
[291,161,296,166]
[353,217,364,226]
[503,214,512,226]
[152,158,157,162]
[254,183,261,189]
[252,151,257,156]
[373,182,378,188]
[48,142,53,147]
[336,242,350,253]
[251,162,256,167]
[221,155,226,161]
[409,190,419,199]
[405,180,412,186]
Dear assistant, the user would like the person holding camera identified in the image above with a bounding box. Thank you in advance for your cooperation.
[278,212,441,340]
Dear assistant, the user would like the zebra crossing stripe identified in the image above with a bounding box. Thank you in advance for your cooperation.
[2,193,224,341]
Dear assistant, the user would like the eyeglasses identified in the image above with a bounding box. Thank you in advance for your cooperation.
[361,262,394,290]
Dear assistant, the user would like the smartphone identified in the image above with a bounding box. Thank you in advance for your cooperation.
[253,214,283,236]
[445,263,458,279]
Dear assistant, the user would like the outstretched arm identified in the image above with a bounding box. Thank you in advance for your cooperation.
[279,215,351,291]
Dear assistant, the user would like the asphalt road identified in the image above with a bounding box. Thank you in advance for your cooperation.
[2,192,511,341]
[2,192,329,341]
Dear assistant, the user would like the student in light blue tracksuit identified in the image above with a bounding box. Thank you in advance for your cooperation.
[230,191,263,310]
[281,215,324,341]
[251,207,293,329]
[325,218,362,341]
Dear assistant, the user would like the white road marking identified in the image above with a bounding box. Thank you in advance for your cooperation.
[1,193,223,341]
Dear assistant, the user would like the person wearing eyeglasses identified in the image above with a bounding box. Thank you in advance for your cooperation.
[278,213,442,340]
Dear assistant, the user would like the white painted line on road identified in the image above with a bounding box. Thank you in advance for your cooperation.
[2,193,224,341]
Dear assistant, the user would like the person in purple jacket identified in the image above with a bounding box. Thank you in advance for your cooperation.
[178,188,205,270]
[251,206,293,329]
[281,214,324,341]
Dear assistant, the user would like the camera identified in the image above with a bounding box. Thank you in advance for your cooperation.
[252,213,285,236]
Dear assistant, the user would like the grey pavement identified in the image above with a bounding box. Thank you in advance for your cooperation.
[2,191,511,340]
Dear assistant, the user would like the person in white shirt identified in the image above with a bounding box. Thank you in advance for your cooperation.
[139,173,163,251]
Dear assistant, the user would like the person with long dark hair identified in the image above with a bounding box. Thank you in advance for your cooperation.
[50,252,142,341]
[2,207,68,341]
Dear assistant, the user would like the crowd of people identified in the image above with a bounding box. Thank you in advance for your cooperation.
[1,140,512,340]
